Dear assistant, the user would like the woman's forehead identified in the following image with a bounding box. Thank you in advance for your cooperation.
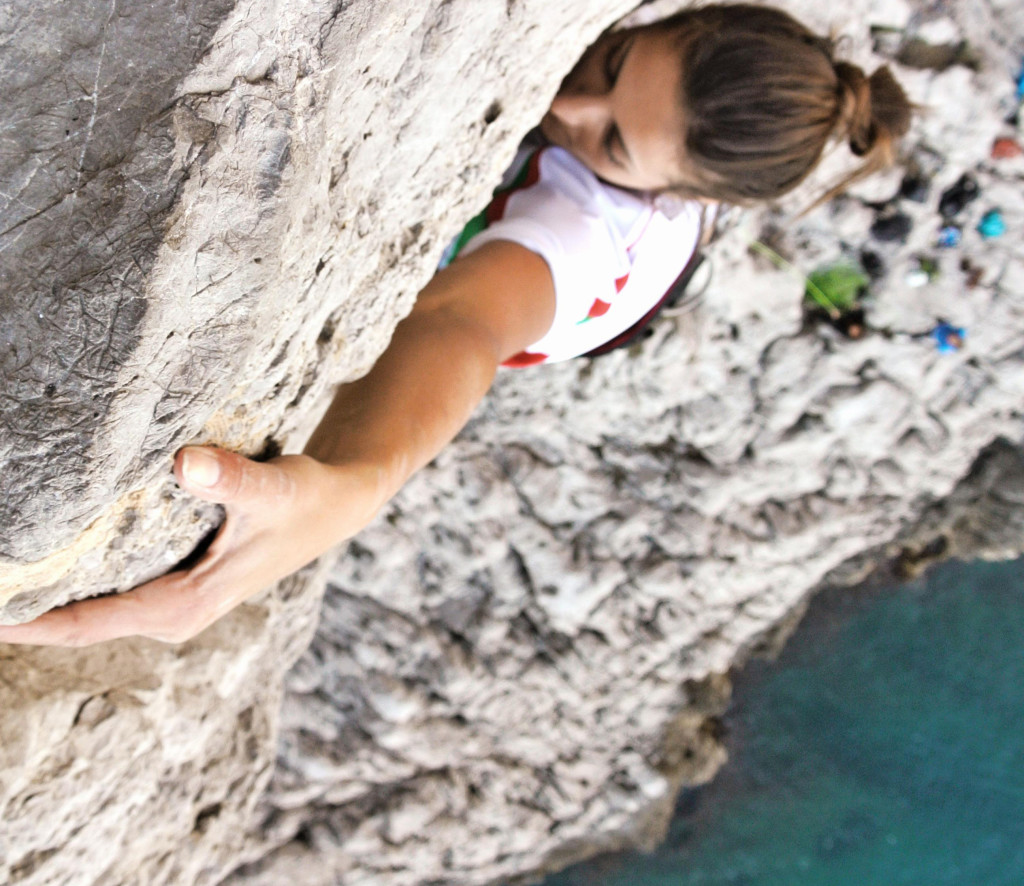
[612,27,689,190]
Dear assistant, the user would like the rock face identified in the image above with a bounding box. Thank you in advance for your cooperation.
[1,0,635,882]
[235,1,1024,882]
[1,0,634,618]
[2,0,1024,884]
[2,0,234,564]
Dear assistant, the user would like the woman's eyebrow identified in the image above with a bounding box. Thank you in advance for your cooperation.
[606,34,634,85]
[608,38,636,168]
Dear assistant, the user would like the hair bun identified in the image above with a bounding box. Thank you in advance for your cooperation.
[867,65,913,139]
[834,62,874,156]
[835,62,912,158]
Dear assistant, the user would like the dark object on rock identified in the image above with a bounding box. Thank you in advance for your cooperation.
[991,137,1023,160]
[938,174,980,219]
[860,249,886,280]
[896,38,981,72]
[960,258,984,288]
[977,209,1007,239]
[895,534,951,578]
[806,304,866,339]
[841,311,867,340]
[834,307,867,339]
[899,171,930,202]
[870,211,913,243]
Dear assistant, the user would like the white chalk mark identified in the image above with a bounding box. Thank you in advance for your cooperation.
[75,0,118,185]
[0,224,28,255]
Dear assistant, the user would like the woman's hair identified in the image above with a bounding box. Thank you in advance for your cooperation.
[654,4,913,204]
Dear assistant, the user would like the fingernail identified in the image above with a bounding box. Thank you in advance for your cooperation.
[182,449,221,488]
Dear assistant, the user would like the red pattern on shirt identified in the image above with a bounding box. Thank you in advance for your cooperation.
[502,350,549,368]
[486,151,544,224]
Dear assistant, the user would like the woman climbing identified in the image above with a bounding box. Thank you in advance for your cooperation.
[0,3,913,646]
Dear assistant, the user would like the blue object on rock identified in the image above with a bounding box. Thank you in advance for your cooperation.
[932,323,966,353]
[977,210,1007,239]
[937,225,962,248]
[1017,60,1024,100]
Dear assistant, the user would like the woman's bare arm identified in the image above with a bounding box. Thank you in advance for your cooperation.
[306,240,555,494]
[0,241,555,647]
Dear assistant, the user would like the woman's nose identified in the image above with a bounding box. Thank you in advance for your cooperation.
[547,93,609,129]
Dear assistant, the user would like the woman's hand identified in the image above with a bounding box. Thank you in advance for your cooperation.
[0,241,555,648]
[0,446,387,647]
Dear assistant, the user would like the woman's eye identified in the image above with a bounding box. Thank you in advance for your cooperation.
[603,125,625,167]
[603,37,631,88]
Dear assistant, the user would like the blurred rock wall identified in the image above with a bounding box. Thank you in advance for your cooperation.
[236,0,1024,882]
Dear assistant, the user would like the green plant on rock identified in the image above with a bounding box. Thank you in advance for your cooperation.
[748,240,869,320]
[804,264,870,314]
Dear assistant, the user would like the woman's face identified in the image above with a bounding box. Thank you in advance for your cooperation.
[540,26,688,191]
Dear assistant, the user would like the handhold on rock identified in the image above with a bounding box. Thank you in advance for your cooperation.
[899,171,930,202]
[917,256,940,280]
[906,255,938,288]
[906,268,930,288]
[1017,60,1024,100]
[992,137,1023,159]
[805,264,870,314]
[977,209,1007,239]
[860,249,886,280]
[938,173,980,218]
[937,225,962,248]
[960,257,984,288]
[932,322,966,353]
[870,211,913,244]
[909,256,937,286]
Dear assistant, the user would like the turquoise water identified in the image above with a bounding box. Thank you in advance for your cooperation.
[543,557,1024,886]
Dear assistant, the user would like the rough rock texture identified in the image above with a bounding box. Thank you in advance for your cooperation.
[2,0,1024,884]
[1,0,635,883]
[234,2,1024,882]
[2,0,632,617]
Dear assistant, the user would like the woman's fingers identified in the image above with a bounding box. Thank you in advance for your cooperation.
[0,571,204,647]
[0,449,302,648]
[174,446,297,509]
[0,513,271,648]
[0,451,362,648]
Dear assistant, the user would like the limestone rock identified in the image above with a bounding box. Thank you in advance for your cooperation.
[1,0,632,619]
[1,0,633,883]
[3,0,1024,884]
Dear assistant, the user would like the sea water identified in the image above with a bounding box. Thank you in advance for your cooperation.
[543,557,1024,886]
